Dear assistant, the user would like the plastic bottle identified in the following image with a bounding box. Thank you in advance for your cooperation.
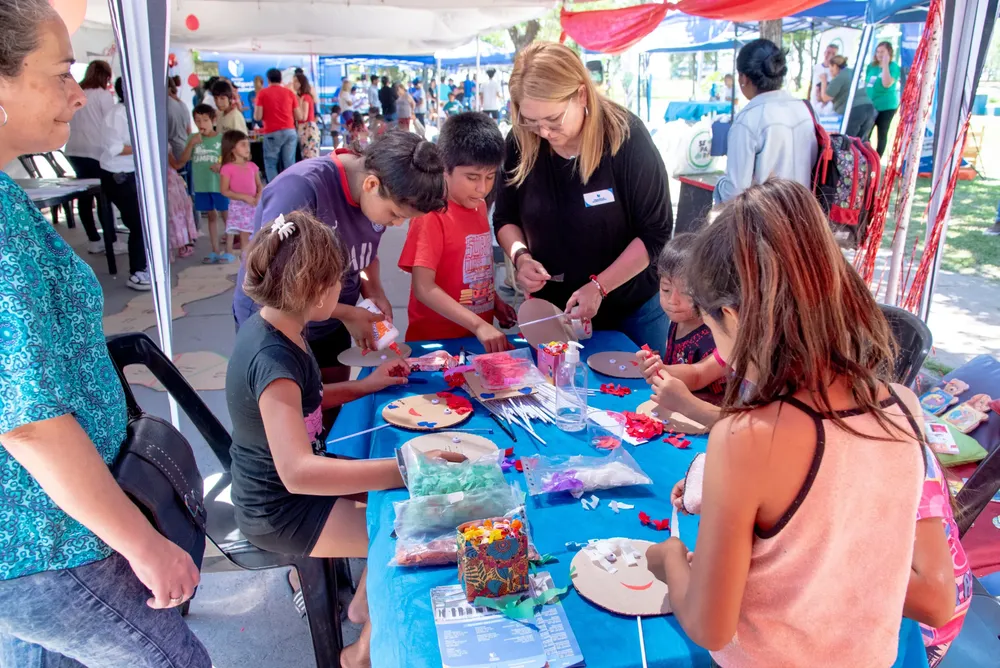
[357,298,400,351]
[555,341,588,433]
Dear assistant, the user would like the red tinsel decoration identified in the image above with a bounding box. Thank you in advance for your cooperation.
[436,392,473,415]
[624,411,664,441]
[639,511,670,531]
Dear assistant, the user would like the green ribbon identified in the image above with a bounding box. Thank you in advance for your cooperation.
[472,585,570,621]
[528,553,557,572]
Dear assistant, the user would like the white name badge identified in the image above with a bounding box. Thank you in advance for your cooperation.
[583,189,615,207]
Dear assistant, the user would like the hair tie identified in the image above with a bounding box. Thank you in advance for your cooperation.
[270,213,295,241]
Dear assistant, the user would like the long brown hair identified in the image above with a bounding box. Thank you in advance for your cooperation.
[686,179,899,437]
[243,210,345,314]
[294,72,312,98]
[221,129,247,166]
[507,41,630,187]
[79,60,112,90]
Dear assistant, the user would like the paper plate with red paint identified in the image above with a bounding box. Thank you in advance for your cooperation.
[571,538,671,616]
[587,351,644,379]
[381,393,471,431]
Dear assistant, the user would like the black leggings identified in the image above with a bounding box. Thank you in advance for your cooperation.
[871,108,897,156]
[65,156,115,244]
[100,171,147,275]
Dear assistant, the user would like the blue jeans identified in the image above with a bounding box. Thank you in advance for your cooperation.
[616,292,671,352]
[0,553,210,668]
[262,128,298,183]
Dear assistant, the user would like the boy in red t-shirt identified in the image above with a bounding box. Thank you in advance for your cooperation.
[399,113,516,350]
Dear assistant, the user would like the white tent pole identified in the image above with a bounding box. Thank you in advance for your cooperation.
[476,34,482,112]
[885,11,942,306]
[841,25,874,134]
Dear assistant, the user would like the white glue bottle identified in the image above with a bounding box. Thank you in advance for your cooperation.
[555,341,588,433]
[357,299,400,351]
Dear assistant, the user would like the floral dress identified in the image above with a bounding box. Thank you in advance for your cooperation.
[167,167,198,252]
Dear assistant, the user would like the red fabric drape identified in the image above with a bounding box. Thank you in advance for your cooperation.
[559,0,829,54]
[559,5,670,55]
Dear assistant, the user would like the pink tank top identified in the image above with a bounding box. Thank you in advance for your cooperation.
[711,390,925,668]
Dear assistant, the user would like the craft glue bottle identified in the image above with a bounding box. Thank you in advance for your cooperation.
[555,341,588,433]
[357,298,401,352]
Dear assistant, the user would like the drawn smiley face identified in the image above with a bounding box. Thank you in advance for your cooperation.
[570,538,671,616]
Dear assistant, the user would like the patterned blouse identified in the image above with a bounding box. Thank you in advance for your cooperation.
[0,172,127,580]
[664,322,726,397]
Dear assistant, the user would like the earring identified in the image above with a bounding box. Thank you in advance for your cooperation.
[584,106,589,117]
[317,300,325,310]
[0,104,7,127]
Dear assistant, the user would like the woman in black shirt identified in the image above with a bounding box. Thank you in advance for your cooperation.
[494,41,673,348]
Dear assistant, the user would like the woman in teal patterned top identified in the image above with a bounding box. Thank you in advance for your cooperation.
[0,2,209,665]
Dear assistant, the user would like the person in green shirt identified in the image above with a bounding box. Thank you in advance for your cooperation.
[865,41,901,156]
[819,55,876,140]
[443,91,463,116]
[178,105,232,263]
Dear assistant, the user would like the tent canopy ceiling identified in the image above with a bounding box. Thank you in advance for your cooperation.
[83,0,550,55]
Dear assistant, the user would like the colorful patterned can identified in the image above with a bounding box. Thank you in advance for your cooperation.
[457,517,529,602]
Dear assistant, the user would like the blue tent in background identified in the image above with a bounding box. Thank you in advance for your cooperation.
[435,40,513,69]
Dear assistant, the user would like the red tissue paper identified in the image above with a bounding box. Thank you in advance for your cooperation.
[639,511,670,532]
[623,411,664,441]
[436,392,473,415]
[600,383,632,398]
[664,436,691,450]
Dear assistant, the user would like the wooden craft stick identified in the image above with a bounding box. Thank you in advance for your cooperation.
[637,616,648,668]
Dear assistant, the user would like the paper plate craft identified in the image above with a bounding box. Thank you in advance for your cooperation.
[635,400,710,435]
[682,453,706,515]
[381,392,472,431]
[587,351,645,379]
[570,538,671,616]
[517,299,576,349]
[920,388,959,416]
[942,403,989,434]
[337,343,412,368]
[404,432,500,461]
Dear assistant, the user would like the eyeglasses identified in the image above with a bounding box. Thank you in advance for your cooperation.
[515,99,573,134]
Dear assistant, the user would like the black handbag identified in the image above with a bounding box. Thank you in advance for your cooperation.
[110,360,207,570]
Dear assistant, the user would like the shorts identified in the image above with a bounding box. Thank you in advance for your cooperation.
[241,495,338,557]
[194,191,229,212]
[306,322,353,370]
[226,200,256,233]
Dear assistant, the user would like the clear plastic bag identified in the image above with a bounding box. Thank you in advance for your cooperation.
[402,447,507,498]
[471,348,546,391]
[391,507,541,567]
[521,447,652,498]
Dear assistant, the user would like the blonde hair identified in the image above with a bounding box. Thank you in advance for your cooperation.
[508,42,631,187]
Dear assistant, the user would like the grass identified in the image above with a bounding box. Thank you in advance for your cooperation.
[879,177,1000,282]
[923,357,955,377]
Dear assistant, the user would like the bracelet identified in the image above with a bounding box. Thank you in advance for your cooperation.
[512,247,531,268]
[589,275,608,299]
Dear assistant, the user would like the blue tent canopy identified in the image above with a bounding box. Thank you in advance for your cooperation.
[435,41,513,68]
[793,0,929,23]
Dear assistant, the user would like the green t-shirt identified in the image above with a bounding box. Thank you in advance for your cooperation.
[191,132,222,193]
[865,61,901,112]
[826,68,872,115]
[444,101,462,116]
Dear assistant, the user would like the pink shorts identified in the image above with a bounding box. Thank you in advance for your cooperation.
[226,200,256,234]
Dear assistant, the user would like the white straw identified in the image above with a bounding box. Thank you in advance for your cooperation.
[326,423,391,444]
[637,616,648,668]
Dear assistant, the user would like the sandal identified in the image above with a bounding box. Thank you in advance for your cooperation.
[292,588,307,618]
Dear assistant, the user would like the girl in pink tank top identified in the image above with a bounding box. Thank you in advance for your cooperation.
[644,179,959,667]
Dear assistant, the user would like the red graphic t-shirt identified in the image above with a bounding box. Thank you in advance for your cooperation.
[398,202,495,342]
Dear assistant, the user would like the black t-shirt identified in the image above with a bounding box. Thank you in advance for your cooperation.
[226,312,324,536]
[493,112,673,328]
[379,86,398,116]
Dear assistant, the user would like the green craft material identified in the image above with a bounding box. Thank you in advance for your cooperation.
[472,584,570,621]
[529,553,557,573]
[409,453,507,497]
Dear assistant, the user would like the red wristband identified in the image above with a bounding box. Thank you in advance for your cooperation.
[589,275,608,299]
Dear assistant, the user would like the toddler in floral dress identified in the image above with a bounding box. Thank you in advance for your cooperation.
[219,130,262,255]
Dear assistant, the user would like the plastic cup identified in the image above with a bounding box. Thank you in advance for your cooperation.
[587,411,625,451]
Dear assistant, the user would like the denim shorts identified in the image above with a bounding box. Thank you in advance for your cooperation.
[0,553,211,668]
[193,192,229,213]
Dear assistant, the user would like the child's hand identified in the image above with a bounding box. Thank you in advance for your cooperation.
[475,321,513,354]
[365,359,410,391]
[637,349,664,384]
[494,296,517,329]
[210,164,221,174]
[671,478,686,511]
[651,369,694,414]
[343,306,384,351]
[189,134,203,146]
[645,539,690,585]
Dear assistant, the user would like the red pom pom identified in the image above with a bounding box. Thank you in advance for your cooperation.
[186,73,200,88]
[185,14,200,31]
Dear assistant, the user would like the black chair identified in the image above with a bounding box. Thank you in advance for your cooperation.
[19,153,77,229]
[106,332,349,667]
[879,304,933,387]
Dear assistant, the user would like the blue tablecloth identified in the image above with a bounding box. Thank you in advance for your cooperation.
[326,331,929,668]
[664,101,733,123]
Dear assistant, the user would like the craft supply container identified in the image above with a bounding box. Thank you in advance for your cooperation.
[456,518,529,603]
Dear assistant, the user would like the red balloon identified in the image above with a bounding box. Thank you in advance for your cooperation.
[187,73,200,88]
[185,14,200,31]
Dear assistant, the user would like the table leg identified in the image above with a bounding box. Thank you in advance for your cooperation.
[97,191,117,275]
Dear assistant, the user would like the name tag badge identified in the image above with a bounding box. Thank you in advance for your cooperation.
[583,189,615,207]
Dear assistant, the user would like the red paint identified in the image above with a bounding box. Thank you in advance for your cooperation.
[408,408,422,417]
[620,580,654,591]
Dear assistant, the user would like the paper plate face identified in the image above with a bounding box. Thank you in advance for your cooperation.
[570,538,671,617]
[517,299,576,349]
[337,343,413,368]
[381,394,472,431]
[587,351,645,379]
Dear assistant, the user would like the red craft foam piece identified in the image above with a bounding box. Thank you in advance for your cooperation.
[640,344,653,353]
[444,372,465,388]
[436,391,473,415]
[639,511,670,531]
[514,459,524,473]
[664,436,691,450]
[408,408,422,417]
[600,383,632,398]
[504,447,515,457]
[623,411,664,441]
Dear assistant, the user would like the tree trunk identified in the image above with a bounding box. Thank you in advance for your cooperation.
[508,20,541,56]
[760,19,782,45]
[794,35,805,89]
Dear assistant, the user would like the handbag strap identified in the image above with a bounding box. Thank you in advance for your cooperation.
[109,352,143,421]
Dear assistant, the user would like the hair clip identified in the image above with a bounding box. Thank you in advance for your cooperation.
[270,213,295,241]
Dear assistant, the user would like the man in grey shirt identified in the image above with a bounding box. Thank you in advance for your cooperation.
[166,79,191,161]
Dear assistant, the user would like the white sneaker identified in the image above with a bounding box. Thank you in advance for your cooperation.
[112,241,128,255]
[87,240,104,254]
[127,271,152,291]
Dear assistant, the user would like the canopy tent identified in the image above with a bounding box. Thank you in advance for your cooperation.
[792,0,928,22]
[436,39,514,68]
[84,0,548,55]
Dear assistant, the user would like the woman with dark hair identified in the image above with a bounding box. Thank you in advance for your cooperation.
[64,59,124,255]
[866,41,901,156]
[0,2,209,665]
[644,179,953,665]
[292,71,320,158]
[232,131,447,384]
[715,38,818,203]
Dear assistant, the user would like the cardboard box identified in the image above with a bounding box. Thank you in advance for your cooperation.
[537,342,568,385]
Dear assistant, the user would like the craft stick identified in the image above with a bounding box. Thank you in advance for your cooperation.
[326,423,392,444]
[637,616,648,668]
[671,505,680,542]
